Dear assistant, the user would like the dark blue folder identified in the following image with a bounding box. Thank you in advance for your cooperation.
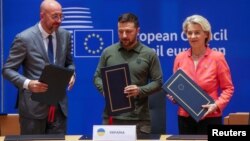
[162,69,214,122]
[101,63,134,116]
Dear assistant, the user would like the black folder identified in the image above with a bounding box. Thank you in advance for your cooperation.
[162,69,214,122]
[4,134,65,141]
[31,64,74,105]
[101,63,134,116]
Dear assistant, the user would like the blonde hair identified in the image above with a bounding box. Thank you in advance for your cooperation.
[182,15,212,45]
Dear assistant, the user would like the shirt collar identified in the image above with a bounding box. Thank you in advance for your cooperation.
[38,22,56,39]
[118,41,142,53]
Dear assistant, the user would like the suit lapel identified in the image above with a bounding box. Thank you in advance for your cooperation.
[31,25,50,63]
[55,31,63,65]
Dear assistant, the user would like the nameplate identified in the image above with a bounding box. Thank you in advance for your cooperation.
[93,125,136,141]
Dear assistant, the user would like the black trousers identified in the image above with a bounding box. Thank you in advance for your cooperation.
[19,106,66,135]
[178,116,222,135]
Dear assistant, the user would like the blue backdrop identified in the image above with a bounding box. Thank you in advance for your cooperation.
[1,0,250,135]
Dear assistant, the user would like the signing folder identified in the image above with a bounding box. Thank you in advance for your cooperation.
[162,69,214,122]
[31,64,74,105]
[101,63,134,116]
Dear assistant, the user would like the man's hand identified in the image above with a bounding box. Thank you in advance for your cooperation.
[68,74,76,90]
[28,80,48,93]
[124,85,140,97]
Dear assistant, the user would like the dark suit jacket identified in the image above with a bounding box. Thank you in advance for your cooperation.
[2,24,75,119]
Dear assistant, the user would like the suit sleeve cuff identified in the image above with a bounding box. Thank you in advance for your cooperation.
[23,79,31,90]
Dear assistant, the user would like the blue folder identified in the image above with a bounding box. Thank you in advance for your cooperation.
[101,63,134,116]
[162,69,214,122]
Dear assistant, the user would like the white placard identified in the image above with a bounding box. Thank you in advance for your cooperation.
[93,125,136,141]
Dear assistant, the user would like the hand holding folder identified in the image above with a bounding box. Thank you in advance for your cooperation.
[162,69,214,122]
[101,63,135,116]
[31,64,74,105]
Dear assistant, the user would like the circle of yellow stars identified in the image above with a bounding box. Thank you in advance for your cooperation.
[84,33,104,54]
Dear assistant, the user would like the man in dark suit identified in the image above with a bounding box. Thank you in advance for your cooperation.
[2,0,75,134]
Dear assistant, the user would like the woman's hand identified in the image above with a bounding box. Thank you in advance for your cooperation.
[202,103,218,118]
[166,94,176,104]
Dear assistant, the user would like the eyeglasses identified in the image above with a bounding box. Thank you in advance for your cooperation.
[46,13,64,21]
[50,14,64,21]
